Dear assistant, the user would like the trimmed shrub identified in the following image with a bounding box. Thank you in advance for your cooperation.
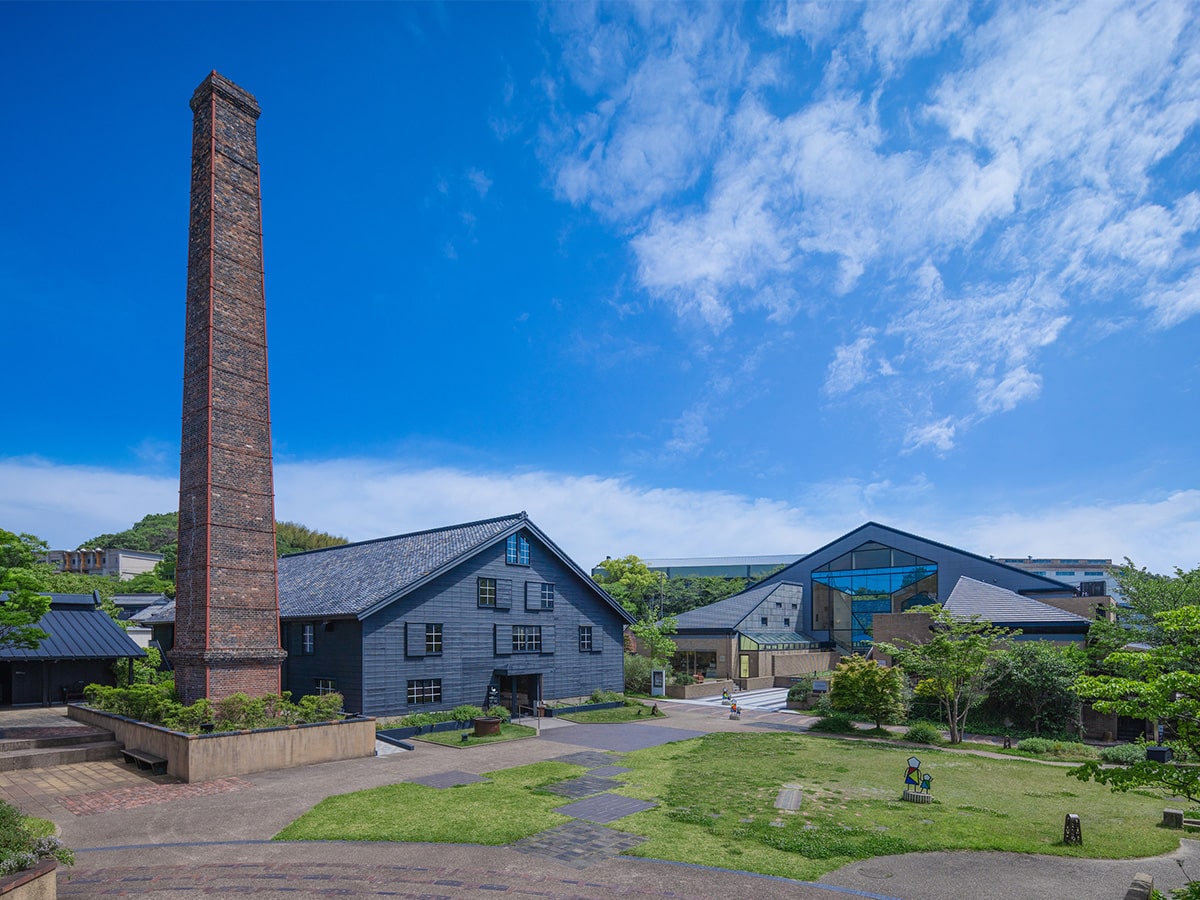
[84,684,345,733]
[484,705,512,721]
[1015,738,1097,759]
[625,652,652,693]
[450,705,486,723]
[672,673,696,686]
[589,689,623,704]
[904,721,945,744]
[1099,741,1151,765]
[809,712,858,734]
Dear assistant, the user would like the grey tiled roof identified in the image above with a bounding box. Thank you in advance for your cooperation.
[944,577,1090,626]
[277,513,527,618]
[674,581,793,631]
[130,599,176,625]
[0,593,146,660]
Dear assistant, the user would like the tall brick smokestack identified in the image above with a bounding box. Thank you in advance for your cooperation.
[172,72,286,704]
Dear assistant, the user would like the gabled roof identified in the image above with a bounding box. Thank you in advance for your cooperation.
[944,577,1091,627]
[278,512,634,623]
[0,593,146,660]
[130,599,176,625]
[674,581,798,632]
[762,521,1076,593]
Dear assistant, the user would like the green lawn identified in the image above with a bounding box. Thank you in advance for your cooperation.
[275,732,1183,881]
[559,704,664,724]
[274,760,584,844]
[416,722,536,746]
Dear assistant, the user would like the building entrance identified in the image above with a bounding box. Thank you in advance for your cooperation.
[497,672,542,717]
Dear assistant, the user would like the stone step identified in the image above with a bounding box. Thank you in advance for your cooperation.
[0,739,122,772]
[0,728,115,753]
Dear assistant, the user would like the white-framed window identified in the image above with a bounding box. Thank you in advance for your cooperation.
[315,678,337,695]
[513,625,542,653]
[506,533,530,566]
[425,623,443,654]
[302,623,315,655]
[478,577,496,607]
[578,625,593,652]
[407,678,441,705]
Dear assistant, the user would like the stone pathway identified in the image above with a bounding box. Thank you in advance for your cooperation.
[544,773,623,798]
[408,770,488,789]
[554,793,657,824]
[511,820,648,869]
[60,777,252,816]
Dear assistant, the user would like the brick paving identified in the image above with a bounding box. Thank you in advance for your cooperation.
[544,773,621,799]
[407,770,489,789]
[548,751,622,768]
[554,793,657,824]
[60,776,252,816]
[512,821,648,869]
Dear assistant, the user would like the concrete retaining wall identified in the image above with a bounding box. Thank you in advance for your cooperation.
[665,679,734,700]
[68,705,375,783]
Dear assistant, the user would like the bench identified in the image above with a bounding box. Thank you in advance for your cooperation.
[60,681,87,703]
[121,748,168,775]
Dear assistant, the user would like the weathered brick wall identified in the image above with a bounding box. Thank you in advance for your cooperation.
[173,72,285,703]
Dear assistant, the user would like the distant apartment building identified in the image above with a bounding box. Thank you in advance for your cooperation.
[990,558,1120,599]
[44,548,163,581]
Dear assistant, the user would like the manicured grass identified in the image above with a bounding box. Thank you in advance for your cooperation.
[559,704,664,724]
[275,732,1182,881]
[613,732,1178,880]
[417,722,536,746]
[274,761,584,844]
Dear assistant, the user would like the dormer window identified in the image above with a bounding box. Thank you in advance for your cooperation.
[506,534,530,566]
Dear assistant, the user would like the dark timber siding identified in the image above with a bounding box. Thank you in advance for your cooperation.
[281,618,364,713]
[360,529,625,718]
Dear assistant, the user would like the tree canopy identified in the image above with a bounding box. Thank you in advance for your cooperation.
[1086,559,1200,662]
[1073,604,1200,802]
[0,566,51,651]
[875,605,1015,744]
[591,554,662,618]
[829,655,906,729]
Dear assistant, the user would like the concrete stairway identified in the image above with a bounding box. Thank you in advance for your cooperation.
[0,726,121,771]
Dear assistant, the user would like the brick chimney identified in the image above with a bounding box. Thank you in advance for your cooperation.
[172,72,286,704]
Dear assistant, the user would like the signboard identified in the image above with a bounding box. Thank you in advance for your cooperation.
[651,668,666,697]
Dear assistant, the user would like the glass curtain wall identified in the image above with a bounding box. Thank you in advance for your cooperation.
[811,542,938,650]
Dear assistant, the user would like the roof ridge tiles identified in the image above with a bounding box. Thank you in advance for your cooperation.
[279,511,527,558]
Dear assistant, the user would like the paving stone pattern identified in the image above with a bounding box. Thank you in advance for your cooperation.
[548,751,621,768]
[543,774,621,799]
[554,793,657,824]
[408,771,489,789]
[60,777,253,816]
[511,820,647,869]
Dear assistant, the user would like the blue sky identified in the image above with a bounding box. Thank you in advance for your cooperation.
[2,1,1198,574]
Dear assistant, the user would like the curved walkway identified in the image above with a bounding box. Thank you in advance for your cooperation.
[3,703,1195,898]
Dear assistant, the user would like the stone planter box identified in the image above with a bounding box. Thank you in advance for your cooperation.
[67,705,375,783]
[0,859,56,900]
[665,679,733,700]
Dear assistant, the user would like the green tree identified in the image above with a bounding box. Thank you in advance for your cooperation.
[1087,560,1200,663]
[1072,604,1200,802]
[0,529,44,569]
[81,512,179,553]
[275,521,349,556]
[986,641,1084,736]
[876,605,1015,744]
[661,574,749,616]
[0,567,51,651]
[829,655,906,729]
[631,615,678,669]
[592,554,661,618]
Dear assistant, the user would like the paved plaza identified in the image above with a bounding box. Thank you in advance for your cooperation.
[2,701,1197,899]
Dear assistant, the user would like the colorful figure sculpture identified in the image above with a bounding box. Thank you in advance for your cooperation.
[904,756,921,788]
[919,773,933,793]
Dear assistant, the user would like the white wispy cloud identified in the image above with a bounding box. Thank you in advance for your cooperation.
[537,0,1200,453]
[3,456,1195,574]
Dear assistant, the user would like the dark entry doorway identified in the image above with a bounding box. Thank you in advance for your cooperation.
[497,672,541,717]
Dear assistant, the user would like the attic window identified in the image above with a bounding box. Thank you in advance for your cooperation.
[506,534,530,566]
